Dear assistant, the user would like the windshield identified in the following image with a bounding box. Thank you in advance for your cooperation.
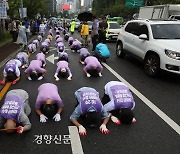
[151,24,180,39]
[109,23,120,29]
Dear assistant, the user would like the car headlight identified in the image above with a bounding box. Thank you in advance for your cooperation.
[165,49,180,60]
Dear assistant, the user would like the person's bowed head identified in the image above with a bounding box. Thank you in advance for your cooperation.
[68,37,74,46]
[110,108,136,125]
[55,68,72,81]
[37,35,42,42]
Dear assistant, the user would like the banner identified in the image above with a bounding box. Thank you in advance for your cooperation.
[62,4,70,10]
[19,8,27,18]
[0,2,7,19]
[125,0,144,8]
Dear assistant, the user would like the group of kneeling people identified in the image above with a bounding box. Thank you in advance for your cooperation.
[0,81,136,135]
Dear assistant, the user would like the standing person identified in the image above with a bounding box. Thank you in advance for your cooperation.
[92,16,99,51]
[70,87,110,136]
[70,20,76,35]
[24,17,30,42]
[0,89,31,134]
[35,83,64,123]
[81,21,89,47]
[16,22,27,49]
[102,81,136,125]
[39,21,46,37]
[98,17,108,44]
[11,19,18,42]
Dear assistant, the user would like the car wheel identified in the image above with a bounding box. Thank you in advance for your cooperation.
[116,42,125,58]
[144,54,160,77]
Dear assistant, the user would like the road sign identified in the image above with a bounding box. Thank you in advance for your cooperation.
[46,54,59,64]
[125,0,144,8]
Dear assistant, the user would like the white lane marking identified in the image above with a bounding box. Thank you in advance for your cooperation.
[68,126,84,154]
[102,62,180,135]
[46,54,59,64]
[75,39,82,45]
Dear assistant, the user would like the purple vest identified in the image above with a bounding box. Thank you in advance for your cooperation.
[5,61,16,72]
[0,95,23,122]
[79,90,102,115]
[110,85,134,109]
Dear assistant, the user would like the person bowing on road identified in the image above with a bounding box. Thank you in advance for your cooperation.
[0,89,31,134]
[79,48,90,64]
[24,60,47,81]
[70,87,110,136]
[16,51,29,68]
[84,56,103,77]
[0,59,21,85]
[36,52,46,67]
[35,83,64,123]
[70,40,81,52]
[54,60,72,81]
[102,81,136,125]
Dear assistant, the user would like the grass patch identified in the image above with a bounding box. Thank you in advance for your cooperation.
[0,31,12,47]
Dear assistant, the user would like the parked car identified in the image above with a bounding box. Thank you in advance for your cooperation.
[106,21,122,41]
[116,19,180,77]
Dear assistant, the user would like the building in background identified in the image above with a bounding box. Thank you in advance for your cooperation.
[48,0,57,16]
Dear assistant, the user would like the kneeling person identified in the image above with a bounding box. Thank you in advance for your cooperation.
[84,56,103,77]
[0,89,31,134]
[54,61,72,81]
[70,87,110,136]
[24,60,47,80]
[35,83,64,123]
[102,81,136,125]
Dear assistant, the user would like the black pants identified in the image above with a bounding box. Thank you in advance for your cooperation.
[92,34,98,51]
[98,32,106,44]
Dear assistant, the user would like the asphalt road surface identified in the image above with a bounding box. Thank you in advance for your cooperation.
[0,30,179,154]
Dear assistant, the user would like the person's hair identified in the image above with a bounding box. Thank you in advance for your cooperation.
[58,69,68,78]
[4,119,16,133]
[56,31,60,35]
[6,71,16,81]
[30,71,39,80]
[59,56,68,62]
[81,55,89,62]
[86,111,99,127]
[92,15,96,19]
[88,69,99,77]
[42,104,56,118]
[119,108,134,125]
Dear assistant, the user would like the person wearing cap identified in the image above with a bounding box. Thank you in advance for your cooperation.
[36,52,46,67]
[102,81,136,125]
[0,59,21,85]
[94,43,111,62]
[27,43,36,54]
[54,60,72,81]
[58,51,68,62]
[84,56,103,77]
[70,40,81,52]
[35,83,64,123]
[79,48,90,64]
[40,41,49,54]
[68,37,74,46]
[70,87,110,136]
[0,89,31,134]
[16,51,29,68]
[24,60,47,80]
[98,17,108,44]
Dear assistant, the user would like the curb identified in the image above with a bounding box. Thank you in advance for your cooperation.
[0,35,37,69]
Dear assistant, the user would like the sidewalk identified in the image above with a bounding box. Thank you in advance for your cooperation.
[0,42,20,62]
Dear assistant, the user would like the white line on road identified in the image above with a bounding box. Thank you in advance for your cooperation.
[68,126,84,154]
[102,62,180,135]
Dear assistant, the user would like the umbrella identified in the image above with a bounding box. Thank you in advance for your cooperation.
[77,12,93,21]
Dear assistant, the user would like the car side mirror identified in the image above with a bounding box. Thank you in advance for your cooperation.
[139,34,148,40]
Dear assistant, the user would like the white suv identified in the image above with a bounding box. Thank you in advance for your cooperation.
[116,19,180,77]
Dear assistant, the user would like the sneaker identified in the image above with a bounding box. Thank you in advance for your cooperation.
[38,76,43,80]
